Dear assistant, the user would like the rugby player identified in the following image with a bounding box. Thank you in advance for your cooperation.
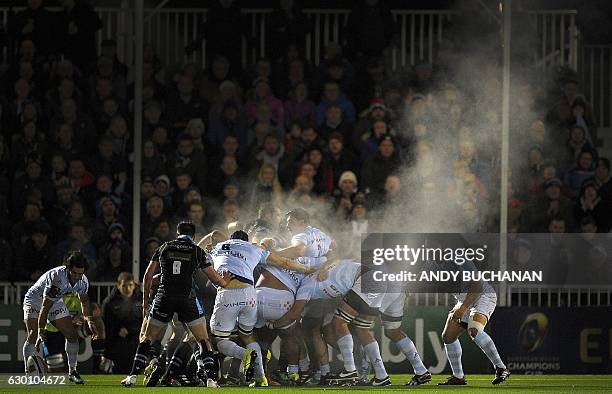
[438,279,510,385]
[270,259,391,386]
[209,230,316,387]
[378,290,431,385]
[22,251,97,384]
[256,208,334,383]
[121,221,231,387]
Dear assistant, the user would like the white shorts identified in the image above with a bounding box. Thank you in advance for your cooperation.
[351,274,384,310]
[210,286,257,336]
[379,292,406,318]
[455,292,497,323]
[255,287,294,328]
[23,298,70,322]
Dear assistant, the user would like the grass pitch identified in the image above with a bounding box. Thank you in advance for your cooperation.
[2,374,611,393]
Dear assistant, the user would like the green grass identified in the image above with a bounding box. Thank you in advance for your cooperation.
[2,374,612,393]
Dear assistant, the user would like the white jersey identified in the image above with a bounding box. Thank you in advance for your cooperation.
[263,255,326,294]
[291,226,333,258]
[296,260,360,301]
[211,239,269,284]
[24,266,89,303]
[453,260,496,302]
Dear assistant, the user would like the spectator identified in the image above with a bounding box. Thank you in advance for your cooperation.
[164,74,209,133]
[251,133,285,171]
[208,99,249,156]
[250,163,284,211]
[56,222,96,263]
[186,201,209,235]
[154,174,173,212]
[333,170,359,218]
[141,195,164,239]
[11,155,55,216]
[10,200,45,249]
[315,80,356,126]
[564,149,595,199]
[361,135,401,197]
[94,240,131,281]
[574,182,611,233]
[267,0,311,62]
[7,0,58,57]
[523,178,574,232]
[102,272,143,374]
[91,196,125,248]
[169,133,208,191]
[318,104,354,142]
[13,222,56,281]
[58,0,103,71]
[590,158,611,204]
[284,81,315,129]
[246,78,284,125]
[353,97,392,149]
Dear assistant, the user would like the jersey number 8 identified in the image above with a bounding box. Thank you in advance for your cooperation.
[173,260,181,274]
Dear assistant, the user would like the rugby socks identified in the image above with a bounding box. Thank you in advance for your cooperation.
[472,332,506,369]
[130,340,152,375]
[287,364,299,374]
[23,341,36,373]
[444,340,464,379]
[320,363,331,376]
[396,337,428,374]
[166,339,180,366]
[364,341,387,379]
[92,338,105,373]
[65,339,79,372]
[337,334,356,372]
[299,354,310,372]
[151,340,162,358]
[246,342,265,379]
[217,339,247,360]
[165,342,192,380]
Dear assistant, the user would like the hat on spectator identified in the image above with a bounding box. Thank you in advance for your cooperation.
[544,177,562,189]
[155,174,171,187]
[142,175,154,184]
[108,222,125,234]
[329,131,344,144]
[368,97,388,112]
[144,236,161,248]
[31,222,51,236]
[339,171,358,188]
[378,134,395,145]
[219,80,236,92]
[252,77,270,88]
[186,185,201,194]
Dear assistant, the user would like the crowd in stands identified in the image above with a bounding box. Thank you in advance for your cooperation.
[0,0,610,289]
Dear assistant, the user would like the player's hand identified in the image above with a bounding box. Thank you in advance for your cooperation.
[220,271,235,287]
[259,238,276,250]
[87,319,99,339]
[449,305,466,323]
[118,327,128,338]
[316,267,329,282]
[35,332,43,353]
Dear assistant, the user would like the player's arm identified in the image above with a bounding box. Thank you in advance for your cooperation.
[269,300,307,329]
[451,280,483,321]
[197,230,228,250]
[272,240,307,258]
[37,297,54,342]
[266,251,317,274]
[78,293,99,338]
[142,259,160,316]
[202,265,231,288]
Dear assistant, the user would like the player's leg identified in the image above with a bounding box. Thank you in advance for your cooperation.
[22,299,42,374]
[352,318,391,386]
[121,301,167,386]
[379,293,430,385]
[438,307,467,385]
[161,339,197,385]
[53,315,82,383]
[236,286,267,386]
[466,295,510,384]
[42,330,66,373]
[329,300,359,383]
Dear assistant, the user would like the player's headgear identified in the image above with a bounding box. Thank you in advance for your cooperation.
[285,208,310,223]
[230,230,249,242]
[66,250,88,270]
[177,221,196,237]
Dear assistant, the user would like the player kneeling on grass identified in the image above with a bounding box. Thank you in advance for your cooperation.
[22,251,97,384]
[439,279,510,386]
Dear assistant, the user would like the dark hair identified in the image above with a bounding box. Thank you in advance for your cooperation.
[597,157,610,171]
[117,272,134,283]
[230,230,249,242]
[580,215,597,228]
[66,250,89,270]
[177,221,196,237]
[286,207,310,223]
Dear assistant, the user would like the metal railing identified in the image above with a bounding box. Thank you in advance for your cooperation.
[525,9,579,71]
[0,281,117,306]
[582,45,612,130]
